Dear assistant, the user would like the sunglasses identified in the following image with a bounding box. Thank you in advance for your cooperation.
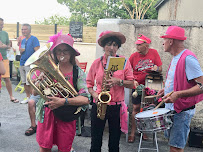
[56,49,70,55]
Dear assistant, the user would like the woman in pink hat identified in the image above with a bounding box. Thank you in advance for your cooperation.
[86,31,134,152]
[35,31,90,152]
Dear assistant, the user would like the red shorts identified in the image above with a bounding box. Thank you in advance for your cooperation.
[36,107,76,152]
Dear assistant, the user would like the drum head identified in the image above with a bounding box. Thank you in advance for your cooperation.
[135,108,170,119]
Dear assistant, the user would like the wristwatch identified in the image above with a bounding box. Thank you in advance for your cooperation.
[119,79,124,86]
[196,81,203,90]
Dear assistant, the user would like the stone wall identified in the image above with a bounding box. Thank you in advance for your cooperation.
[97,19,203,129]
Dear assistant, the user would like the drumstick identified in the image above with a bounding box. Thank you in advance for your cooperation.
[144,94,160,99]
[153,91,174,111]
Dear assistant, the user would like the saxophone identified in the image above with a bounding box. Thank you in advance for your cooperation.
[97,69,111,120]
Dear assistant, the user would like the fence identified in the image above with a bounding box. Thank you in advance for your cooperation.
[4,23,97,43]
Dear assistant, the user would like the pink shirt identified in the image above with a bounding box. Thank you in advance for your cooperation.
[86,54,134,103]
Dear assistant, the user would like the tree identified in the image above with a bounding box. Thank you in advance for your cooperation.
[35,15,70,25]
[36,0,158,26]
[57,0,130,26]
[121,0,158,19]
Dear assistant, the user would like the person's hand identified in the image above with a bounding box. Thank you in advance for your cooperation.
[44,96,64,110]
[106,77,120,88]
[150,65,159,72]
[0,42,9,49]
[157,89,164,98]
[92,91,99,103]
[134,80,139,89]
[162,91,178,103]
[20,48,25,54]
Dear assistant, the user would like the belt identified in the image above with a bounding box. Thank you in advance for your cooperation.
[173,105,195,114]
[108,101,122,106]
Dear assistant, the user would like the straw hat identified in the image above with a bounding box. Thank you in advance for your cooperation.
[97,31,126,47]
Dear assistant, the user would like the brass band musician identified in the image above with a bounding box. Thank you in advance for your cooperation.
[86,31,134,152]
[31,32,90,152]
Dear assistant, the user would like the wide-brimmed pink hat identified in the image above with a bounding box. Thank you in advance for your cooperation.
[48,31,80,56]
[97,31,126,47]
[160,26,187,40]
[135,34,151,44]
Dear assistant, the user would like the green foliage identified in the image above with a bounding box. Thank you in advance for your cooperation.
[35,15,70,25]
[144,0,158,19]
[57,0,130,26]
[36,0,158,26]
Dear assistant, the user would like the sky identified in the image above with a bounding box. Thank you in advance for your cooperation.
[0,0,71,24]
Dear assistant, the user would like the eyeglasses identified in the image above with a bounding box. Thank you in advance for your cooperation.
[55,49,70,55]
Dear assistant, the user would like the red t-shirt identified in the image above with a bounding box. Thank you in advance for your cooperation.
[129,48,162,85]
[0,53,3,89]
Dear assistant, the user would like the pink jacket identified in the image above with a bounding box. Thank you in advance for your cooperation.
[168,50,203,113]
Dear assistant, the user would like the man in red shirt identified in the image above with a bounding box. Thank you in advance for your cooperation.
[128,34,162,142]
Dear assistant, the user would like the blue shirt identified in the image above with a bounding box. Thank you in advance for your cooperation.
[20,35,40,66]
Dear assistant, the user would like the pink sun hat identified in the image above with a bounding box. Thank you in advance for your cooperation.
[97,31,126,47]
[48,31,80,56]
[160,26,187,40]
[135,34,151,44]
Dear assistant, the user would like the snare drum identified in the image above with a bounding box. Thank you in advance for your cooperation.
[135,108,173,132]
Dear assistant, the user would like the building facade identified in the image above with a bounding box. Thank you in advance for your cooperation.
[155,0,203,21]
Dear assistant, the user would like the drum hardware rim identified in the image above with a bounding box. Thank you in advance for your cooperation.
[135,109,174,132]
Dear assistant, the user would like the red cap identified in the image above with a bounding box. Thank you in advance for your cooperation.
[135,34,151,44]
[160,26,187,40]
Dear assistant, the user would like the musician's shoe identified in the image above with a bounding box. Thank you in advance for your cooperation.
[25,126,37,136]
[20,97,29,104]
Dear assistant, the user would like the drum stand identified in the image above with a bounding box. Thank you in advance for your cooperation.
[138,132,159,152]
